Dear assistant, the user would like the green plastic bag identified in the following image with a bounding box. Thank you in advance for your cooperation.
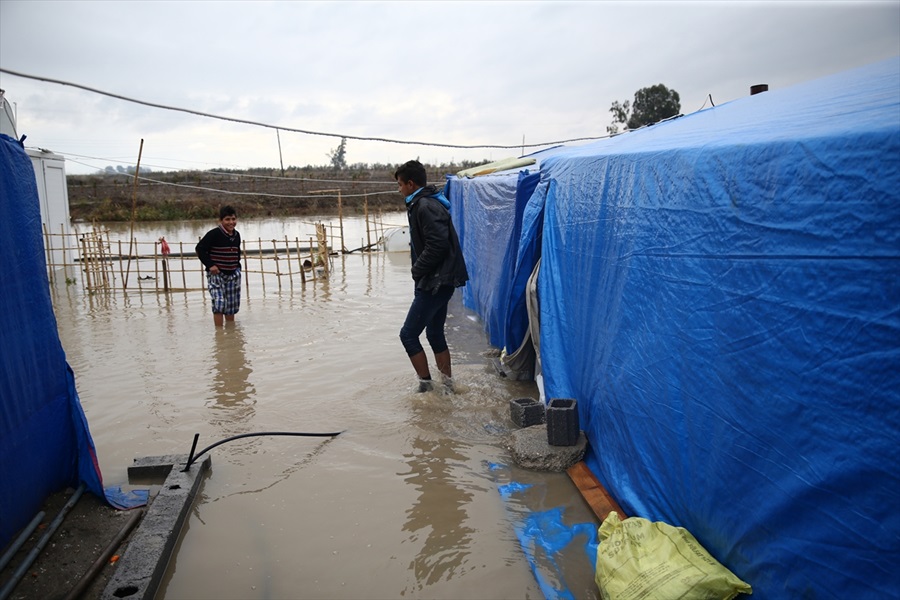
[595,512,752,600]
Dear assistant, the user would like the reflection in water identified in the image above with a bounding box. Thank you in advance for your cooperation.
[400,400,477,591]
[50,218,598,598]
[208,324,256,427]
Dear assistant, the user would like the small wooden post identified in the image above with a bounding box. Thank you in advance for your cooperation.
[337,189,345,253]
[241,239,249,299]
[42,223,54,284]
[297,238,306,284]
[61,223,72,283]
[133,238,143,286]
[258,238,266,294]
[124,139,144,290]
[316,224,329,274]
[179,241,187,290]
[284,235,294,291]
[117,240,124,292]
[364,194,371,250]
[154,241,160,293]
[81,237,93,291]
[272,239,282,292]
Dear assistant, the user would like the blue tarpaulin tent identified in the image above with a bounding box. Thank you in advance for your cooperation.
[449,57,900,598]
[0,134,142,549]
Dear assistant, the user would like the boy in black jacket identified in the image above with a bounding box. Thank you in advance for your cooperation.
[394,160,469,392]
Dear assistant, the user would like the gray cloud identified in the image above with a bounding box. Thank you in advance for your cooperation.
[1,0,897,174]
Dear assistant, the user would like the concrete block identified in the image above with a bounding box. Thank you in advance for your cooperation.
[547,398,580,446]
[509,397,545,428]
[102,453,210,600]
[508,425,587,472]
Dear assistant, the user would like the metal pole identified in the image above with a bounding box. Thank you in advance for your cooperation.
[0,511,45,572]
[0,484,85,600]
[62,508,143,600]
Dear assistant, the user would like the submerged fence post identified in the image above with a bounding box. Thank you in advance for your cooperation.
[364,194,371,251]
[297,238,306,284]
[316,224,329,275]
[179,241,187,290]
[42,223,54,285]
[117,240,124,292]
[61,223,72,283]
[154,241,160,294]
[257,238,266,295]
[241,239,249,299]
[337,190,345,253]
[133,238,142,286]
[284,235,294,291]
[272,239,282,292]
[80,237,92,291]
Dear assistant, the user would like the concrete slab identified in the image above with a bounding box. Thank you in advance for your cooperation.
[101,454,210,600]
[507,424,587,472]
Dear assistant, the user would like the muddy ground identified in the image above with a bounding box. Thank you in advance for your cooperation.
[1,488,145,600]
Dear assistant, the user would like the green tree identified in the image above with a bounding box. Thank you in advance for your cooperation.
[607,84,681,134]
[327,137,348,170]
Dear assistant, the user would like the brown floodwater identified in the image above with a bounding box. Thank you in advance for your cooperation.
[51,217,600,599]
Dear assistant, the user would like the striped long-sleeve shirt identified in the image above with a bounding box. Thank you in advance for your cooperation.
[196,225,241,273]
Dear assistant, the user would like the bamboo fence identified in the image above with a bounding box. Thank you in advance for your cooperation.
[41,209,399,297]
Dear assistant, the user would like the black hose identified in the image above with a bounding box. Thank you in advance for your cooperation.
[183,430,344,471]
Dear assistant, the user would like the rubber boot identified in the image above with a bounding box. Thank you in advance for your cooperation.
[409,351,433,392]
[434,349,454,393]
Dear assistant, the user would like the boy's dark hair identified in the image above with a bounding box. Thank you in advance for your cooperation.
[394,160,427,187]
[219,205,237,220]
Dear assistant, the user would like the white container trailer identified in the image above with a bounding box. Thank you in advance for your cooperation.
[27,147,74,277]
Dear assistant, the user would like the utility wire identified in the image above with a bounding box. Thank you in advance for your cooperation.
[60,150,398,185]
[133,174,397,199]
[1,67,611,150]
[65,154,394,197]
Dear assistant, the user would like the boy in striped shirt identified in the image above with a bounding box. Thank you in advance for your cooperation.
[196,205,242,326]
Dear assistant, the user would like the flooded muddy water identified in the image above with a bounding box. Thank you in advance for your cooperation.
[51,216,600,599]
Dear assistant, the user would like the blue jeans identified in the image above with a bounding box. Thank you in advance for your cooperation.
[399,285,455,357]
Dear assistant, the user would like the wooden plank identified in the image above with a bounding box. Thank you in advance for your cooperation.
[567,461,627,522]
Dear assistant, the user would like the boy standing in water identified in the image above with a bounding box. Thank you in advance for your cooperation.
[395,160,469,392]
[196,205,242,326]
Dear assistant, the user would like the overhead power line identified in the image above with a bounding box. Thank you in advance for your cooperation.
[61,155,397,197]
[134,174,396,199]
[1,67,610,150]
[59,150,398,184]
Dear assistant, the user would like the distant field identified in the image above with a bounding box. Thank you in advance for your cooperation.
[65,163,463,221]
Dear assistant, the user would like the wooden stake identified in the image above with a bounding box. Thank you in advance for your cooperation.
[124,139,144,290]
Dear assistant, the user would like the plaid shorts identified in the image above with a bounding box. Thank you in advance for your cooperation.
[208,269,241,315]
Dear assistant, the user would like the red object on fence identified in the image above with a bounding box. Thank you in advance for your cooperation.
[159,237,171,256]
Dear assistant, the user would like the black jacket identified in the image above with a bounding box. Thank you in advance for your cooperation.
[407,186,469,292]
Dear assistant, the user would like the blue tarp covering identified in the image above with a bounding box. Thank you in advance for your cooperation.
[447,171,522,348]
[0,134,142,548]
[454,57,900,598]
[446,160,548,353]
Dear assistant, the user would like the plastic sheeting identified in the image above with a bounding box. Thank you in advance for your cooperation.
[0,134,142,548]
[446,171,522,348]
[529,59,899,598]
[450,58,899,598]
[445,168,545,356]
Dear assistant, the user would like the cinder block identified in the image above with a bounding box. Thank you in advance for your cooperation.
[510,397,545,428]
[547,398,580,446]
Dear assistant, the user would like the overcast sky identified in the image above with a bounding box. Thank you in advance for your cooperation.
[1,1,898,175]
